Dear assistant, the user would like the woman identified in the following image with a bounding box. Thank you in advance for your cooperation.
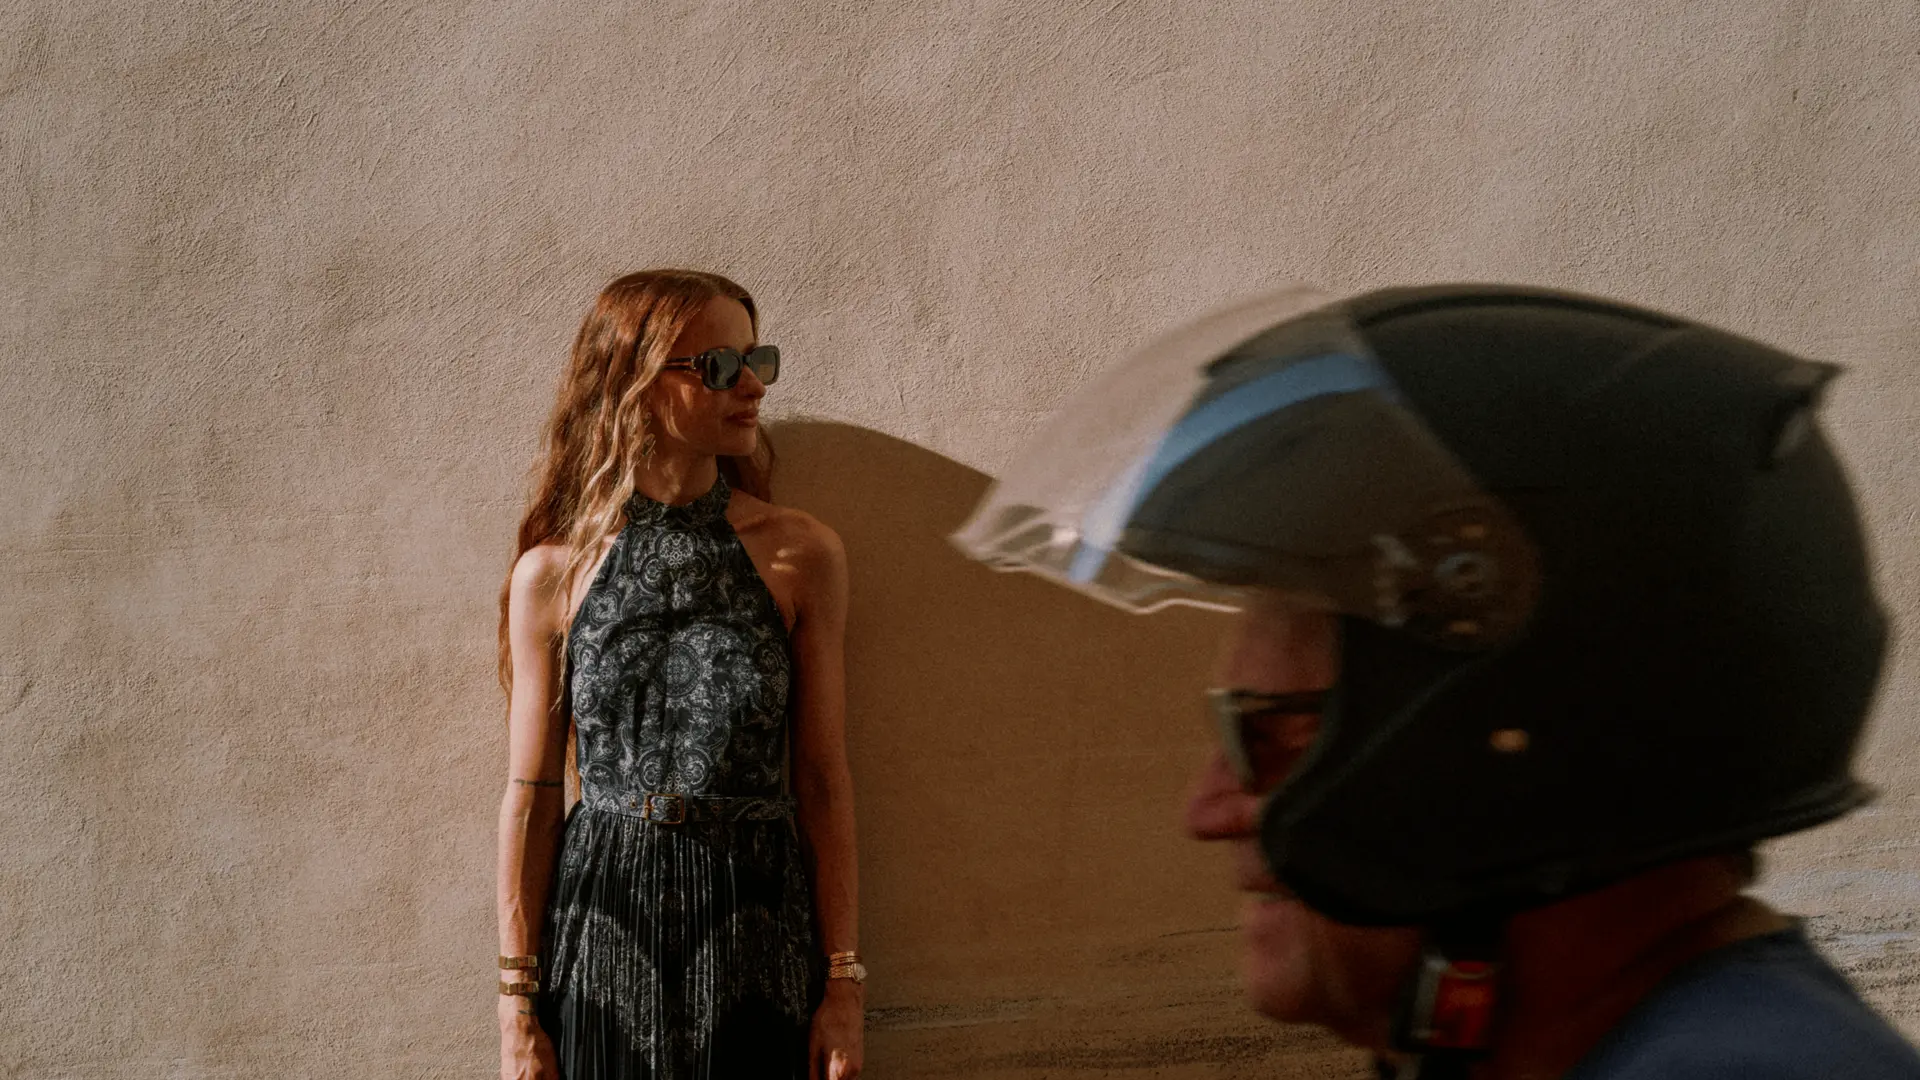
[495,270,864,1080]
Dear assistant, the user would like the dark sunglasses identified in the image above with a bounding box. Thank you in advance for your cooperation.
[1207,687,1330,791]
[662,345,781,391]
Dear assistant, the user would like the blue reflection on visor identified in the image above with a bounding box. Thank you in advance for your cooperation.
[1069,352,1395,584]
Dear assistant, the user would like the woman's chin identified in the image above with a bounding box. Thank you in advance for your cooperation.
[716,427,759,458]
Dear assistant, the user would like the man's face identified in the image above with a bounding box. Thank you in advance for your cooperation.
[1183,597,1422,1047]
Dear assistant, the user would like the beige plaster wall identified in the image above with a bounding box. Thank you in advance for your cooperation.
[3,1,1917,1076]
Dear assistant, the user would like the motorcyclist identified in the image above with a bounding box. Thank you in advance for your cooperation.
[951,284,1920,1079]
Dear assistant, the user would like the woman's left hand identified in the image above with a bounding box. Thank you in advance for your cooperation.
[811,980,865,1080]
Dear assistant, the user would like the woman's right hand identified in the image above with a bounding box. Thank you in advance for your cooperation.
[499,996,561,1080]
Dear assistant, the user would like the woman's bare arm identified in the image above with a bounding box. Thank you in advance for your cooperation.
[788,519,859,962]
[497,546,572,1027]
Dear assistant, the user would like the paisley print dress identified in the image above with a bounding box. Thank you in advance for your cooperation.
[539,476,819,1079]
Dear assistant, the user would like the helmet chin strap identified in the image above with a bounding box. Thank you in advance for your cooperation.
[1383,917,1506,1080]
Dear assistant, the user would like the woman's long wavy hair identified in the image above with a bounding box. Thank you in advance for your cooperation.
[497,269,775,716]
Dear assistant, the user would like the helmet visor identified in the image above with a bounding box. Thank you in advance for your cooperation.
[950,286,1537,644]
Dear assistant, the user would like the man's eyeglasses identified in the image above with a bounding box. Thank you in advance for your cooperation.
[662,345,781,391]
[1208,687,1329,792]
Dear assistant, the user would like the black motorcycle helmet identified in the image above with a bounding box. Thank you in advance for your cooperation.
[953,283,1889,927]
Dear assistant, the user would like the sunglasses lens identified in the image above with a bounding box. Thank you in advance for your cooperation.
[1209,690,1325,792]
[746,345,781,386]
[702,348,744,389]
[1209,692,1257,788]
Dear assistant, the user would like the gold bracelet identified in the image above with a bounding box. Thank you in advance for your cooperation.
[826,953,868,984]
[500,979,541,996]
[499,955,540,970]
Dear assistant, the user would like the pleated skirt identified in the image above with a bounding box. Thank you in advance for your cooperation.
[538,803,819,1080]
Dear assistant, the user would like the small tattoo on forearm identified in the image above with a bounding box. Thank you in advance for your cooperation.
[513,778,563,788]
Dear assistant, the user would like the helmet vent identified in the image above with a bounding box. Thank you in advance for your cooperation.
[1369,504,1541,650]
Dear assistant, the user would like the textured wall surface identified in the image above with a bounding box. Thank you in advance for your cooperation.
[3,1,1918,1076]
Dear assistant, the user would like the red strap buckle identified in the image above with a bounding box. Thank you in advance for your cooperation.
[1405,949,1505,1053]
[1415,958,1499,1051]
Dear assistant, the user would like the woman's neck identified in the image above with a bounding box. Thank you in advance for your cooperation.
[633,447,720,506]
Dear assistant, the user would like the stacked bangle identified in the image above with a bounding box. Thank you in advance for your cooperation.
[500,954,541,996]
[826,951,866,983]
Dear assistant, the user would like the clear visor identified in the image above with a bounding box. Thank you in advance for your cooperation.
[951,285,1537,643]
[952,286,1357,611]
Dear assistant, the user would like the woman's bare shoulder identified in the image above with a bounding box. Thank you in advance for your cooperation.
[731,492,845,567]
[512,541,571,586]
[508,542,572,628]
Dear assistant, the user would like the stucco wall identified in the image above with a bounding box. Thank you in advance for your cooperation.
[3,1,1917,1076]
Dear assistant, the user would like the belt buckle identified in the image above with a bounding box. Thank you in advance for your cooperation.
[643,793,686,825]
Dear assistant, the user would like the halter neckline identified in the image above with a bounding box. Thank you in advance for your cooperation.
[624,473,731,527]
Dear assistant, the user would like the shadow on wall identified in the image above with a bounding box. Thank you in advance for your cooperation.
[770,422,1370,1078]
